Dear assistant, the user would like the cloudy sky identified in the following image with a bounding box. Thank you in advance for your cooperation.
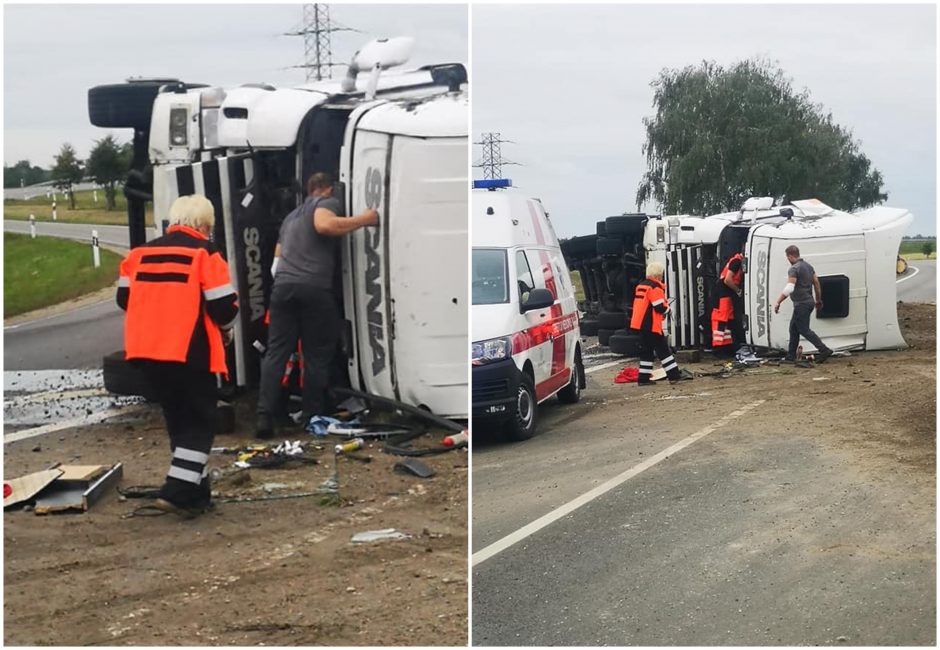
[473,4,937,237]
[3,3,467,167]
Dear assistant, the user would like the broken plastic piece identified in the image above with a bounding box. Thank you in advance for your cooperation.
[351,528,411,543]
[394,458,436,478]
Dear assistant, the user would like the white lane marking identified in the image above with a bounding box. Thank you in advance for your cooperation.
[584,360,624,375]
[4,405,146,444]
[896,265,920,285]
[472,399,766,566]
[4,297,114,330]
[5,386,110,408]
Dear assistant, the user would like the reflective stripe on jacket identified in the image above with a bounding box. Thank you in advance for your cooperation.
[629,278,669,335]
[117,225,238,375]
[711,296,734,347]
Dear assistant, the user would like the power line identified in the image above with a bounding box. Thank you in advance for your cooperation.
[473,132,520,180]
[284,4,358,82]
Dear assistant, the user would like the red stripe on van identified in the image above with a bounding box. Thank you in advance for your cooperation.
[528,201,545,245]
[536,368,572,402]
[511,312,579,354]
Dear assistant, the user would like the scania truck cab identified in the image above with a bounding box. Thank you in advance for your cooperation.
[89,37,468,418]
[562,197,912,355]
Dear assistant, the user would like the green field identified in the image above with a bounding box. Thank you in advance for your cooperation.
[4,232,121,317]
[899,239,935,257]
[3,189,154,226]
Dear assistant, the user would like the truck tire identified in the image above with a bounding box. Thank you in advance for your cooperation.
[102,351,159,401]
[215,400,236,434]
[596,221,607,236]
[605,214,647,236]
[597,328,615,346]
[561,235,598,260]
[579,318,599,337]
[609,332,642,357]
[88,80,206,130]
[506,372,538,441]
[596,236,623,257]
[557,347,583,404]
[598,310,627,329]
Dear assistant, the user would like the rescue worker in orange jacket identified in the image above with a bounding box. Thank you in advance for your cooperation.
[630,261,684,385]
[117,194,238,517]
[710,252,745,353]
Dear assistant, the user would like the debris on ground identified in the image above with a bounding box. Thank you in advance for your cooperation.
[351,528,411,544]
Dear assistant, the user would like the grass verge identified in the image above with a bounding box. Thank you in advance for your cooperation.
[4,232,121,317]
[4,189,154,226]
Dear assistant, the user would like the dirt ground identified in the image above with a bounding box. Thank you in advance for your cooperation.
[3,397,468,646]
[576,301,936,474]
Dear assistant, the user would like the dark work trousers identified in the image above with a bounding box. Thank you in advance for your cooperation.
[139,361,217,507]
[638,331,681,383]
[257,282,340,420]
[788,301,830,359]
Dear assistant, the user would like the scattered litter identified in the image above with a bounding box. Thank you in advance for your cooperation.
[327,422,413,438]
[394,458,436,478]
[34,464,123,515]
[334,438,365,455]
[351,529,411,544]
[336,396,368,415]
[4,469,63,509]
[812,377,831,382]
[442,431,468,448]
[614,367,638,384]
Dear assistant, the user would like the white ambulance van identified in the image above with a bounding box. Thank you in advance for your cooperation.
[471,180,583,440]
[563,197,912,356]
[89,38,468,419]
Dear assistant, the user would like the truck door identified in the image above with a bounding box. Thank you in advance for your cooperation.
[747,228,868,352]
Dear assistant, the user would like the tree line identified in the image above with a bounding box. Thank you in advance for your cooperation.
[636,58,887,215]
[4,136,132,211]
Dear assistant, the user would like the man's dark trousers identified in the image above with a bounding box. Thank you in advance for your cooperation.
[788,302,829,359]
[258,282,340,420]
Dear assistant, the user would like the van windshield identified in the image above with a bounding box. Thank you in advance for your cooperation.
[472,249,509,305]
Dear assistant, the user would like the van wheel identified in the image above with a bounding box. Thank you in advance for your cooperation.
[557,349,583,404]
[507,373,538,441]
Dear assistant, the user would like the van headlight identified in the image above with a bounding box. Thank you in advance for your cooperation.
[472,336,512,365]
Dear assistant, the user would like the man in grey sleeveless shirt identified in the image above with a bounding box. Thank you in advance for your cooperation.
[773,245,833,364]
[256,172,379,438]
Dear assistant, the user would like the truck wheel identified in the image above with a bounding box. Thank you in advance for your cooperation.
[609,332,642,357]
[605,214,647,236]
[88,82,170,129]
[506,372,538,441]
[596,237,623,257]
[597,328,615,346]
[215,400,236,434]
[560,235,598,260]
[596,221,607,236]
[598,310,627,329]
[557,348,583,404]
[102,351,159,401]
[580,318,599,337]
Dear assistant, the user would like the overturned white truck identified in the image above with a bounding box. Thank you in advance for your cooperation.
[562,197,912,356]
[89,38,468,419]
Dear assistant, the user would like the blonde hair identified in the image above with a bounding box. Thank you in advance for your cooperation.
[646,261,665,279]
[168,194,215,230]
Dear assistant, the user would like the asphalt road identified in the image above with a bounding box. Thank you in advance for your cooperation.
[471,266,936,646]
[897,260,936,303]
[3,220,158,248]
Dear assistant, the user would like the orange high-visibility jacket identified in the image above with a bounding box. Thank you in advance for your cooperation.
[711,253,744,347]
[630,278,669,335]
[117,225,238,375]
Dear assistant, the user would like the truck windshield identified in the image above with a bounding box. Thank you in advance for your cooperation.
[472,249,509,305]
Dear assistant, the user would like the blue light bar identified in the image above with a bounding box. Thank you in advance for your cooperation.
[473,178,512,190]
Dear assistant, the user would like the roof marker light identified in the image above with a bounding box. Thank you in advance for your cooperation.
[473,178,512,190]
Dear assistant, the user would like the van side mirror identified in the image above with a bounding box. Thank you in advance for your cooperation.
[521,288,555,313]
